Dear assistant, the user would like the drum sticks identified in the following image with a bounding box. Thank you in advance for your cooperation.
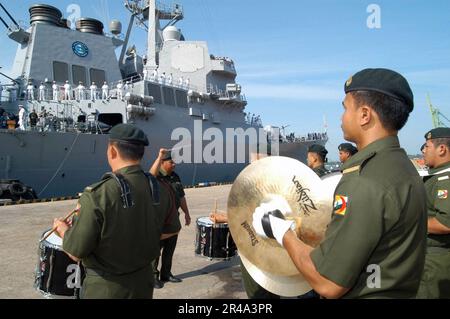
[40,208,80,242]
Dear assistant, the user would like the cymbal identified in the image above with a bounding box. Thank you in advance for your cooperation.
[240,253,311,297]
[227,157,339,277]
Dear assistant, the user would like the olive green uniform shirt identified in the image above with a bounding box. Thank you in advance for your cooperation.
[311,136,427,298]
[63,165,169,299]
[313,165,329,177]
[416,162,450,298]
[158,170,185,234]
[424,162,450,248]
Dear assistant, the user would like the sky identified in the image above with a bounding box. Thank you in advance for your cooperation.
[1,0,450,160]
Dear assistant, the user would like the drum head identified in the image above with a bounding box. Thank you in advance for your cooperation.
[197,216,213,226]
[42,230,63,247]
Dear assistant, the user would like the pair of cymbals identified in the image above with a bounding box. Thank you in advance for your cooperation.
[227,156,341,296]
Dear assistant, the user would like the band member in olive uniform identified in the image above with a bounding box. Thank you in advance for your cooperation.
[253,68,427,298]
[53,124,169,299]
[307,144,329,177]
[338,143,358,164]
[417,127,450,298]
[150,149,191,289]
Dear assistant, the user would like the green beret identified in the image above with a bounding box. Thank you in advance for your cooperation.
[338,143,358,155]
[109,124,149,146]
[424,127,450,140]
[308,144,328,158]
[344,68,414,112]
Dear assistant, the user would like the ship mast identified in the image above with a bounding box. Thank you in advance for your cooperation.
[146,0,158,70]
[146,0,183,70]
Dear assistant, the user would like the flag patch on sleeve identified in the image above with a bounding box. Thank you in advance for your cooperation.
[333,195,348,216]
[437,190,448,199]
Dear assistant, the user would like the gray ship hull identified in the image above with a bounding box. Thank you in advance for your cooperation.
[0,129,248,198]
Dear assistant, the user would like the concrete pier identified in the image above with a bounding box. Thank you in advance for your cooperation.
[0,185,247,299]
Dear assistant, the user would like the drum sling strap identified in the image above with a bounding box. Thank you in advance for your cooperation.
[103,172,134,208]
[103,172,161,208]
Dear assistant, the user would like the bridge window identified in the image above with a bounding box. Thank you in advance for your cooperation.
[53,61,69,83]
[147,83,162,104]
[89,68,106,85]
[163,87,175,106]
[72,65,87,85]
[176,90,188,108]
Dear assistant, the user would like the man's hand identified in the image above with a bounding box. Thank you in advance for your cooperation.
[158,148,169,160]
[53,218,70,239]
[252,198,296,246]
[185,213,191,226]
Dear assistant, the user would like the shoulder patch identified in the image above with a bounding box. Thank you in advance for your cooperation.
[437,190,448,199]
[333,195,348,216]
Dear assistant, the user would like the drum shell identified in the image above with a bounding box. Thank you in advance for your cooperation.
[35,231,85,297]
[195,217,237,260]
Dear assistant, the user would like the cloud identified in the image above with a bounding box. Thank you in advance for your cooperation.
[244,83,342,101]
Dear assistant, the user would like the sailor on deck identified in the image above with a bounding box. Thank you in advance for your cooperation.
[63,81,72,101]
[52,81,59,101]
[178,76,184,88]
[160,72,166,85]
[77,82,85,101]
[152,69,158,82]
[167,73,173,86]
[143,68,148,81]
[18,105,26,130]
[39,82,46,101]
[117,81,124,100]
[90,82,98,101]
[102,82,109,100]
[27,81,34,101]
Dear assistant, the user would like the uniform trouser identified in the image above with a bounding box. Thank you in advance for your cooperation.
[416,251,450,299]
[80,265,154,299]
[154,235,178,279]
[240,261,280,299]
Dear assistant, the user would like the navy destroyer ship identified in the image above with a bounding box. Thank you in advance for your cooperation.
[0,1,327,199]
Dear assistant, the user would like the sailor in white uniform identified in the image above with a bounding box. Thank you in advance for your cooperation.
[27,82,34,101]
[63,81,72,100]
[116,80,124,100]
[102,81,109,100]
[167,73,173,85]
[77,82,85,101]
[39,82,46,101]
[90,82,98,101]
[18,105,26,130]
[52,81,59,101]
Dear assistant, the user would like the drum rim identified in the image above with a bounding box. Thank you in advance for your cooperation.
[40,229,63,250]
[196,216,229,228]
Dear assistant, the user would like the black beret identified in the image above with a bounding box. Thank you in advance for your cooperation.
[424,127,450,140]
[308,144,328,158]
[109,124,149,146]
[338,143,358,155]
[344,68,414,112]
[161,151,173,161]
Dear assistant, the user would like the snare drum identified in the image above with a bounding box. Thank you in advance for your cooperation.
[195,217,237,260]
[35,229,85,298]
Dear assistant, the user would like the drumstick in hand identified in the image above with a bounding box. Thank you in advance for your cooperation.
[40,208,80,242]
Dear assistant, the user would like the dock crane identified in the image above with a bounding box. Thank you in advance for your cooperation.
[427,94,450,128]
